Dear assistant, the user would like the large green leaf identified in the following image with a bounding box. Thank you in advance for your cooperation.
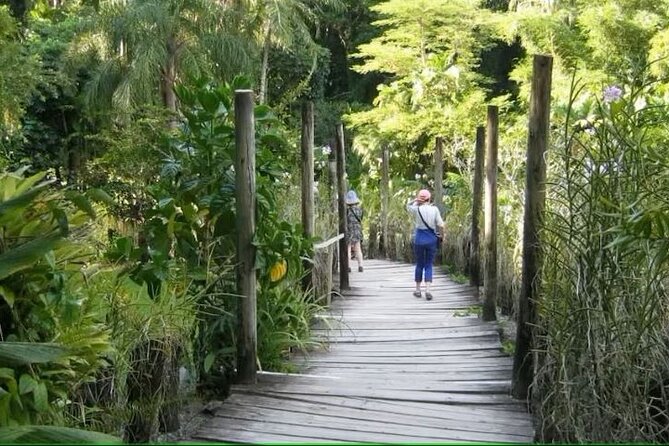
[0,236,62,281]
[85,188,115,206]
[0,342,69,366]
[65,191,96,219]
[0,426,121,444]
[0,181,52,219]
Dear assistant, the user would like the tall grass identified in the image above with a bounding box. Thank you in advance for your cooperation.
[535,77,669,441]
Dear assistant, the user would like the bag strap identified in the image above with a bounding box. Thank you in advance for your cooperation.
[416,206,438,236]
[348,207,362,224]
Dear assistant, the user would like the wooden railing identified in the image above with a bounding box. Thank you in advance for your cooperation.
[313,233,344,306]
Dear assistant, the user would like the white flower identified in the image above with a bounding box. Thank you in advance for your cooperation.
[415,173,421,180]
[321,145,332,155]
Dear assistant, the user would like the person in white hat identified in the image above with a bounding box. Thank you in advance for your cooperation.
[345,190,364,272]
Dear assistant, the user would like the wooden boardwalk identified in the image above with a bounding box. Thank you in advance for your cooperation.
[192,260,535,443]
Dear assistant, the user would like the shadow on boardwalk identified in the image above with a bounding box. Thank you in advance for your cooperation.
[190,259,535,443]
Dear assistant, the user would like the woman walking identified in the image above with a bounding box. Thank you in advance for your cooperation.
[407,189,444,300]
[345,190,364,272]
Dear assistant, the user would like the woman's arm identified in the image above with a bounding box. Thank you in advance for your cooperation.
[435,209,445,236]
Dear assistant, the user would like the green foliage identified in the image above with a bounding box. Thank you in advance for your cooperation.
[534,75,669,442]
[346,0,498,183]
[0,342,68,366]
[0,6,39,134]
[0,168,112,428]
[500,339,515,355]
[453,305,482,317]
[0,425,120,444]
[80,0,253,112]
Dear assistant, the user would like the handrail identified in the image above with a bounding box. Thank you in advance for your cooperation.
[314,233,344,251]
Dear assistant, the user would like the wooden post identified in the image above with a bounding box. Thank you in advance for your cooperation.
[301,101,315,292]
[234,90,257,384]
[470,126,485,287]
[381,146,390,259]
[328,149,338,274]
[434,137,444,213]
[482,105,498,322]
[513,54,553,400]
[335,123,349,290]
[301,101,315,237]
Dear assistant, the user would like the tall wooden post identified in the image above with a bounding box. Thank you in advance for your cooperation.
[470,126,485,287]
[381,146,390,259]
[434,137,444,213]
[513,54,553,400]
[301,101,315,292]
[301,101,315,237]
[482,105,498,322]
[234,90,257,384]
[335,123,349,290]
[328,149,338,273]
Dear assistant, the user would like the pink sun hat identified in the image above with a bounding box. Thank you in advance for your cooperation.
[416,189,431,203]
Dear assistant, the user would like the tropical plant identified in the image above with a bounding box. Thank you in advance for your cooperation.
[250,0,343,104]
[0,167,113,428]
[81,0,253,117]
[529,73,669,442]
[0,6,39,135]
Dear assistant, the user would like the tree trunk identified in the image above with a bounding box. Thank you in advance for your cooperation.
[162,36,178,128]
[434,137,444,213]
[381,146,390,259]
[258,22,271,105]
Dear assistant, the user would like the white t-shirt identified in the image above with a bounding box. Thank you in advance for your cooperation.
[407,201,444,231]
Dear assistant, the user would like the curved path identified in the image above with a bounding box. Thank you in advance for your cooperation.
[192,259,535,443]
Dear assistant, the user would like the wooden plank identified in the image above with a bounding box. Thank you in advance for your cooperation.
[212,403,530,443]
[253,375,512,394]
[303,368,514,382]
[307,341,506,352]
[192,259,534,443]
[197,420,458,443]
[233,382,518,405]
[294,350,509,359]
[222,393,533,434]
[224,391,532,423]
[195,426,345,444]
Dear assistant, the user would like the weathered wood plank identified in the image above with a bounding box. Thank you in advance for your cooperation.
[233,382,518,405]
[223,391,532,423]
[212,404,530,443]
[222,392,533,434]
[192,259,534,443]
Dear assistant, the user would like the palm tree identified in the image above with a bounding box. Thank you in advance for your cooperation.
[252,0,343,104]
[82,0,254,122]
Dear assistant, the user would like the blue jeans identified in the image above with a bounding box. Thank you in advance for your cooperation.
[414,229,437,283]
